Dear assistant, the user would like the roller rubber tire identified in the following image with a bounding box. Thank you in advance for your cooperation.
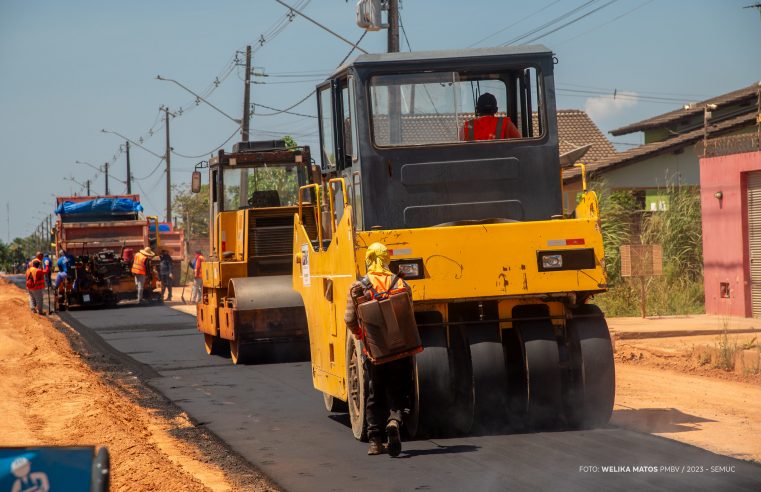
[323,392,348,413]
[517,321,563,430]
[347,335,368,441]
[566,304,615,429]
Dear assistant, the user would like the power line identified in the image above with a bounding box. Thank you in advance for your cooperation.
[252,102,317,118]
[522,0,621,44]
[502,0,600,45]
[132,157,166,181]
[171,126,241,159]
[556,0,654,44]
[468,0,562,48]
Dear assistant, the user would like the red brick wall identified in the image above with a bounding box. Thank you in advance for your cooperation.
[700,151,761,317]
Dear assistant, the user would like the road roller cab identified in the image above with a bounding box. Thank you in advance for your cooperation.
[194,141,318,364]
[293,45,615,439]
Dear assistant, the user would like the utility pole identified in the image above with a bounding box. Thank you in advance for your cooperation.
[164,106,173,223]
[104,162,110,195]
[387,0,400,53]
[242,45,252,142]
[125,140,132,194]
[6,202,9,243]
[86,179,91,196]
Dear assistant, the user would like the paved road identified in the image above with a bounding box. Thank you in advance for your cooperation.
[7,276,760,491]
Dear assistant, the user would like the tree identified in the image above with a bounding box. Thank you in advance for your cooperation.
[172,184,209,239]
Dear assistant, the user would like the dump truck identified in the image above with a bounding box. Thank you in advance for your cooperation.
[194,141,319,364]
[53,194,161,309]
[292,45,615,439]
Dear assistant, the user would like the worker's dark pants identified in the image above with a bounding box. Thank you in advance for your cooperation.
[364,356,409,441]
[160,273,172,300]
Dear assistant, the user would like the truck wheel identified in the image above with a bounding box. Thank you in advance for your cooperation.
[346,335,368,441]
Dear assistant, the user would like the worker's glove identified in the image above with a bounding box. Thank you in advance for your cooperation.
[350,284,365,302]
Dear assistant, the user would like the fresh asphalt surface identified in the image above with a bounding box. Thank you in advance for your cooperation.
[7,277,761,491]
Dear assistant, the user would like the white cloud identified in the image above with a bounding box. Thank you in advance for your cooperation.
[584,91,638,121]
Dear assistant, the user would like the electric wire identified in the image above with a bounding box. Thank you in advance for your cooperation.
[468,0,562,48]
[502,0,600,45]
[171,126,241,159]
[556,0,654,44]
[521,0,620,44]
[251,102,317,118]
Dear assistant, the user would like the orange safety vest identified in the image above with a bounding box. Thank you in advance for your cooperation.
[26,267,45,291]
[194,255,204,279]
[463,116,521,141]
[131,252,149,275]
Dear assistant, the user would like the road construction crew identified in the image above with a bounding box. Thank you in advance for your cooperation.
[190,249,204,304]
[158,249,173,301]
[131,246,155,303]
[26,258,46,314]
[462,92,521,141]
[345,243,411,457]
[42,252,53,288]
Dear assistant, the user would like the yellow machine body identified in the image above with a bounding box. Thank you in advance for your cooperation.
[293,182,606,402]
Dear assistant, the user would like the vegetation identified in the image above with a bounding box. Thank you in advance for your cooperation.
[172,184,209,240]
[591,179,705,317]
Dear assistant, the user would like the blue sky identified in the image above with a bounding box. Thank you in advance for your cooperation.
[1,0,759,240]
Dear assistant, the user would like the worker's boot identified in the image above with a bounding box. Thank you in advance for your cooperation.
[367,437,385,456]
[386,420,402,457]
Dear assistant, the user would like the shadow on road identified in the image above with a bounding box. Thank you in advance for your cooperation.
[613,407,715,433]
[397,444,480,458]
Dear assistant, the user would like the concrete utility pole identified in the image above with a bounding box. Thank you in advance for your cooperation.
[164,106,173,223]
[125,140,132,194]
[104,162,110,195]
[6,201,10,243]
[387,0,400,53]
[86,179,91,196]
[242,45,252,142]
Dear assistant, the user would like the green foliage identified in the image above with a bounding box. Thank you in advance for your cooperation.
[172,184,209,239]
[592,179,705,317]
[589,181,639,283]
[282,135,298,149]
[640,183,703,283]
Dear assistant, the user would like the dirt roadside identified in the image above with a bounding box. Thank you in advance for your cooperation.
[611,317,761,463]
[0,278,279,492]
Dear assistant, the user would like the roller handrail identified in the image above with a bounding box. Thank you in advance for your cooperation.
[327,177,348,234]
[298,184,322,249]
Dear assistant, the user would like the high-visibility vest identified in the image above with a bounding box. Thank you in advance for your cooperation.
[463,116,521,141]
[131,252,149,275]
[194,255,204,279]
[26,267,45,291]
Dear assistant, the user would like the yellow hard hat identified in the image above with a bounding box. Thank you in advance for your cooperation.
[365,242,390,274]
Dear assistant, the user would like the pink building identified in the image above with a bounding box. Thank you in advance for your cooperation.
[700,140,761,318]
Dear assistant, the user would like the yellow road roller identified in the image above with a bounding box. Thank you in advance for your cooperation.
[292,45,614,439]
[194,141,319,364]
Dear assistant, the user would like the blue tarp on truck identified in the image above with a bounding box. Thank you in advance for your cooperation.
[55,198,143,217]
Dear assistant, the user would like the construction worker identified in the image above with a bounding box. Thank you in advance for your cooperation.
[345,242,411,457]
[25,259,46,314]
[41,252,53,288]
[158,249,173,301]
[462,92,521,141]
[131,246,155,303]
[190,249,204,303]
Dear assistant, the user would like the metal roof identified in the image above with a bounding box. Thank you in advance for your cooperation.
[332,44,552,76]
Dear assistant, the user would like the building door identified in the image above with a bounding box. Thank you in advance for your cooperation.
[747,171,761,317]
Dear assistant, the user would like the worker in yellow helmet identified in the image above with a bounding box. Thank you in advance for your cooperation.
[345,242,411,457]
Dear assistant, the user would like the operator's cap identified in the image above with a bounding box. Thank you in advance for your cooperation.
[476,92,498,115]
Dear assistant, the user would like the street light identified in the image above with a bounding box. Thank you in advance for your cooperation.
[156,75,242,124]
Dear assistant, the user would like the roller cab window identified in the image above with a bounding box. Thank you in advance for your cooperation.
[222,165,300,210]
[369,67,543,147]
